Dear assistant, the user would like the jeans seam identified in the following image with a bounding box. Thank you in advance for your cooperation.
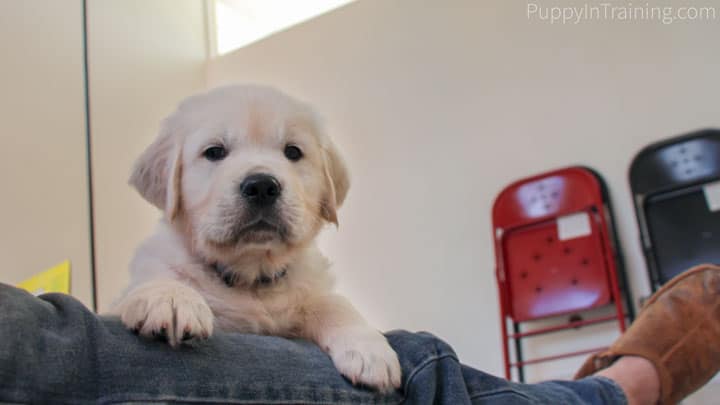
[98,389,399,405]
[468,387,536,402]
[399,353,459,404]
[104,398,344,405]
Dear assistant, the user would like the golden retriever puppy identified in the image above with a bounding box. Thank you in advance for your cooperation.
[110,85,401,392]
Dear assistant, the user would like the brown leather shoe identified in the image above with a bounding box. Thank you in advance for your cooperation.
[575,264,720,404]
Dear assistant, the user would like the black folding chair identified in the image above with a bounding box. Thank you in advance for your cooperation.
[629,129,720,291]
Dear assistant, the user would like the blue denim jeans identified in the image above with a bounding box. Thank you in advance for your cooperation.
[0,284,626,404]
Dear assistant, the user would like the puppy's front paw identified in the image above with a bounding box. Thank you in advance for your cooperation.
[116,280,214,347]
[325,327,402,393]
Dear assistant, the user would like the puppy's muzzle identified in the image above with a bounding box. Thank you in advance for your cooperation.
[239,173,281,207]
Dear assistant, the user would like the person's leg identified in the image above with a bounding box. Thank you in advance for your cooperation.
[576,264,720,405]
[0,282,626,405]
[595,356,660,405]
[386,331,628,404]
[3,265,718,405]
[0,283,400,404]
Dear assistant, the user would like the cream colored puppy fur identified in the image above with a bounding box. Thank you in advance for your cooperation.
[110,85,401,392]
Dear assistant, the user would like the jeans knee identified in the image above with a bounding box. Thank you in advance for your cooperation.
[385,330,459,374]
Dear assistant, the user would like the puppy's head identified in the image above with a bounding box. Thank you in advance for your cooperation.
[130,85,349,264]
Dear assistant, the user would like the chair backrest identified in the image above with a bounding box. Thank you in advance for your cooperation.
[493,167,617,322]
[629,129,720,289]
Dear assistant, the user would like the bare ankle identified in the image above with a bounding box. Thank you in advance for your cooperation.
[595,356,660,405]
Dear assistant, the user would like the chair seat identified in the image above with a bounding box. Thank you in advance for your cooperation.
[645,186,720,283]
[504,214,611,321]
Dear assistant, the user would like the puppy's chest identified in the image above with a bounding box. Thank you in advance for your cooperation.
[200,282,307,336]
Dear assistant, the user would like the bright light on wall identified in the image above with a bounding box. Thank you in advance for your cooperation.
[213,0,355,55]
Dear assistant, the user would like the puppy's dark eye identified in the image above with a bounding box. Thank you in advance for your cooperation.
[284,145,303,161]
[203,145,227,161]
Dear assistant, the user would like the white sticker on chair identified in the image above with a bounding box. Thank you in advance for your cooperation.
[704,181,720,212]
[557,212,592,241]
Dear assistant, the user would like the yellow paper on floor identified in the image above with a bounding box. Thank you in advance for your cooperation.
[17,260,71,296]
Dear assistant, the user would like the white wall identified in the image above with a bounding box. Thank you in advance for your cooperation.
[205,0,720,381]
[2,0,718,400]
[87,0,208,311]
[0,0,93,307]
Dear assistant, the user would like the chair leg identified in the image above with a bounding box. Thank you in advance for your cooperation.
[612,290,627,332]
[500,316,511,380]
[513,322,525,383]
[614,251,636,323]
[623,281,636,323]
[604,250,627,332]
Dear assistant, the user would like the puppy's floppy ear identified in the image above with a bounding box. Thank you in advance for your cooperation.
[129,124,184,220]
[320,140,350,226]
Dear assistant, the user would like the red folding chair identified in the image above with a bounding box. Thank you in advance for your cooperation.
[492,166,633,382]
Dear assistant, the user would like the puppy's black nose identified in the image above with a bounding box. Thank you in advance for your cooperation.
[239,174,281,206]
